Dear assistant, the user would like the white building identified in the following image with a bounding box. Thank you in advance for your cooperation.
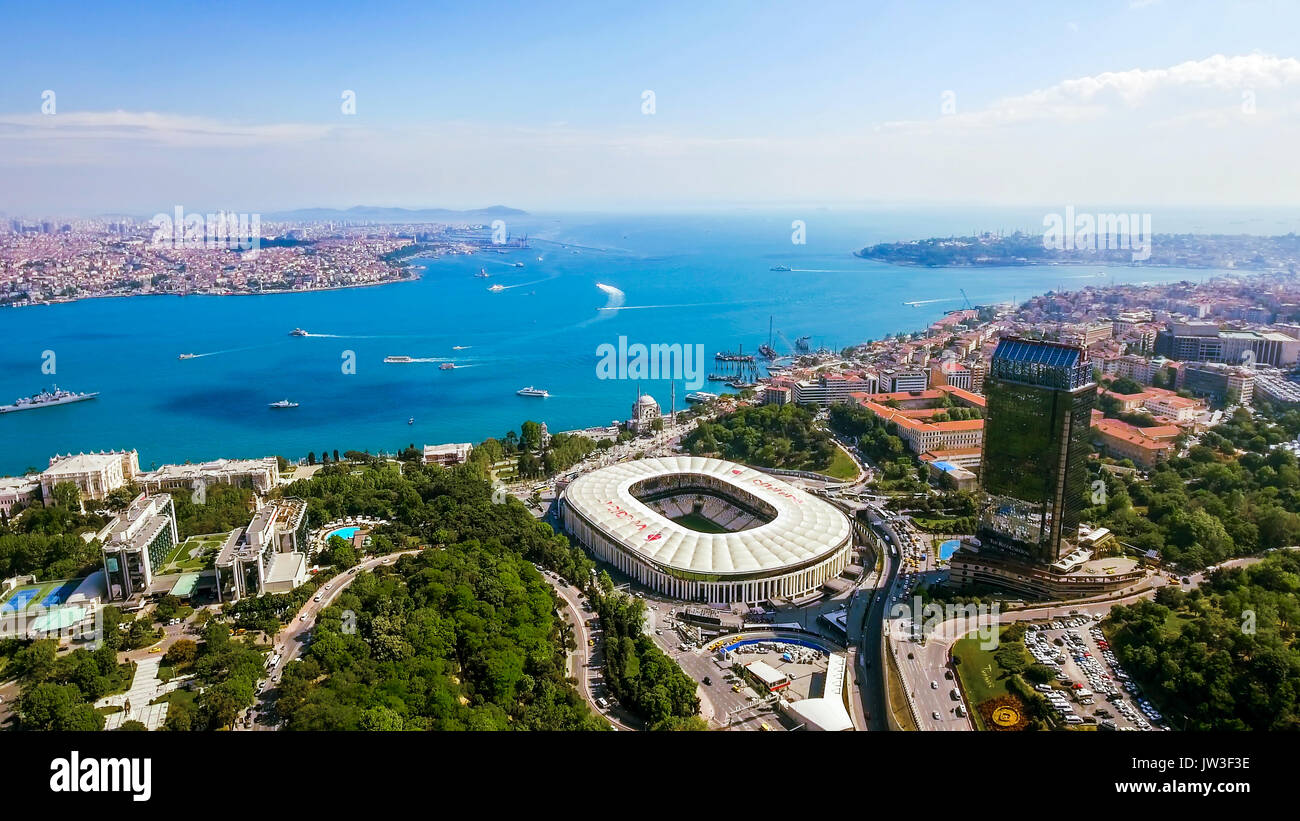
[40,450,139,507]
[137,456,280,495]
[214,498,309,602]
[101,493,178,601]
[629,392,661,434]
[0,476,39,516]
[423,442,474,466]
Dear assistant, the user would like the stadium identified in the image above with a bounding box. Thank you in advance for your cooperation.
[560,456,853,604]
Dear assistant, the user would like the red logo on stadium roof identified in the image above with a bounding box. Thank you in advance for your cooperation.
[646,533,662,541]
[731,469,742,474]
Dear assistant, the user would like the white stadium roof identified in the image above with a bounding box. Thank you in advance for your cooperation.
[562,456,851,576]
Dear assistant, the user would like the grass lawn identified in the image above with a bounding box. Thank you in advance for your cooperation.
[952,627,1031,713]
[823,447,859,480]
[160,533,227,573]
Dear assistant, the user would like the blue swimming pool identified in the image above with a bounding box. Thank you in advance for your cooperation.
[939,539,961,560]
[326,526,359,542]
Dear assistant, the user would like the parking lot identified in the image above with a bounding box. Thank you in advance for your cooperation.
[1025,614,1166,731]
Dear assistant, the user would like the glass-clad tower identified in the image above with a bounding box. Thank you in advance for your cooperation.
[977,337,1096,565]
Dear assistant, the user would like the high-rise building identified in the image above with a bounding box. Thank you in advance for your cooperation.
[976,338,1096,565]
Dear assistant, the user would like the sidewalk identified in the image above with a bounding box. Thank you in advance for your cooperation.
[95,656,186,730]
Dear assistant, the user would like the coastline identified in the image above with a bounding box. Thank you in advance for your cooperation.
[0,268,425,309]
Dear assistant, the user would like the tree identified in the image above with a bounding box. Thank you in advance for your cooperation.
[51,481,81,511]
[307,452,316,465]
[18,683,105,731]
[163,638,199,669]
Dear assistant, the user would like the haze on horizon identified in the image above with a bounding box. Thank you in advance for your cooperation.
[2,0,1300,216]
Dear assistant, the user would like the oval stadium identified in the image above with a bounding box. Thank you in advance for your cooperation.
[560,456,853,603]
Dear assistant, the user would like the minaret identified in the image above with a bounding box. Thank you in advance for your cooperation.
[670,381,676,426]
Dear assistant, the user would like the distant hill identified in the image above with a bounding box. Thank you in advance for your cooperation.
[263,205,528,223]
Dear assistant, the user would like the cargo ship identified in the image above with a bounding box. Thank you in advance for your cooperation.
[1,386,99,414]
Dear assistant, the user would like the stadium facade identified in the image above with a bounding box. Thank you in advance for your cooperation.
[560,456,852,604]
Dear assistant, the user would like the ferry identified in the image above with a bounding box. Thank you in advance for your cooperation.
[178,353,198,360]
[770,265,792,272]
[1,386,99,414]
[383,356,414,363]
[289,328,309,336]
[516,386,550,398]
[439,363,456,370]
[268,399,299,409]
[685,391,718,404]
[451,345,470,350]
[488,284,506,292]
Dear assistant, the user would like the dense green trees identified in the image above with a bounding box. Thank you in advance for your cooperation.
[596,592,700,729]
[276,544,604,731]
[1106,552,1300,730]
[165,482,255,539]
[1084,406,1300,569]
[684,404,836,472]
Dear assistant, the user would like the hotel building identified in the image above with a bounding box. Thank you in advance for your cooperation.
[214,498,309,601]
[101,493,178,602]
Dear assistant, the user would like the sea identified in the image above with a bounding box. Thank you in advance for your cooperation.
[2,207,1295,476]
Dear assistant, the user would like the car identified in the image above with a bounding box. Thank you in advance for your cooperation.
[324,583,332,590]
[932,711,941,720]
[300,614,308,622]
[930,681,938,689]
[313,594,322,602]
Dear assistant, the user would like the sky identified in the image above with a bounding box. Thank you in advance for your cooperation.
[2,0,1299,215]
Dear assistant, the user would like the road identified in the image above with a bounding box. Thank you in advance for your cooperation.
[242,549,421,730]
[541,571,638,730]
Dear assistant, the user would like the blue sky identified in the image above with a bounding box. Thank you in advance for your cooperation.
[2,0,1300,213]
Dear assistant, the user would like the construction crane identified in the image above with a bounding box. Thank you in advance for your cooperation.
[960,288,974,311]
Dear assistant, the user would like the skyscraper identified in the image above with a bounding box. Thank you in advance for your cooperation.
[976,337,1096,565]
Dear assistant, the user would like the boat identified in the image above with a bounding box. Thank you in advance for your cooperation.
[770,265,791,272]
[439,363,456,370]
[757,344,777,359]
[268,399,299,409]
[408,417,415,425]
[383,356,414,363]
[451,345,470,350]
[488,284,506,292]
[707,373,731,382]
[1,386,99,414]
[685,391,718,404]
[514,262,524,267]
[289,328,309,336]
[474,268,490,278]
[178,353,198,360]
[516,386,549,398]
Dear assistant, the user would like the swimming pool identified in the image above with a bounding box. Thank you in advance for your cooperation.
[326,526,359,542]
[939,539,961,560]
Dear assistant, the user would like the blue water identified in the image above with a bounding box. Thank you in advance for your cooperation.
[0,209,1252,475]
[327,527,360,542]
[1,588,38,612]
[939,540,961,560]
[40,579,80,607]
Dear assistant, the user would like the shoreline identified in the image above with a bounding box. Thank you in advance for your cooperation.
[0,268,426,310]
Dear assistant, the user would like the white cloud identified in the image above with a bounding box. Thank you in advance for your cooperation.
[884,53,1300,132]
